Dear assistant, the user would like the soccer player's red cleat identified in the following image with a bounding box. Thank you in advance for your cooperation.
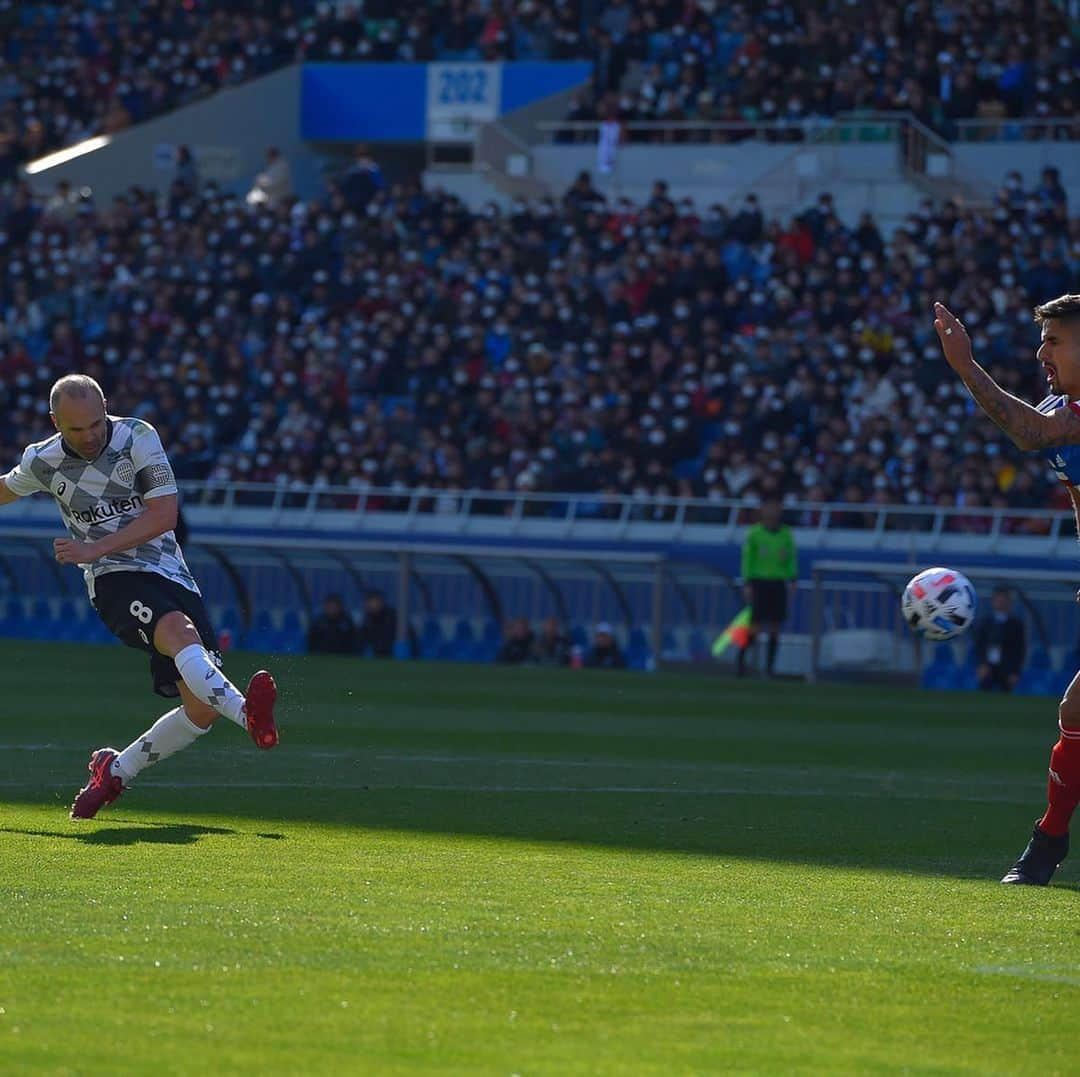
[244,670,278,749]
[70,748,124,820]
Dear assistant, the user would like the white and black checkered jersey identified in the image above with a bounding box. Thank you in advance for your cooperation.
[5,416,198,598]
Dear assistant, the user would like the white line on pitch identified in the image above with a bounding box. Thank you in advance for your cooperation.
[972,965,1080,985]
[369,752,1031,793]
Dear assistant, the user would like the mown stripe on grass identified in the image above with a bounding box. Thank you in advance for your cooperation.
[0,777,1040,806]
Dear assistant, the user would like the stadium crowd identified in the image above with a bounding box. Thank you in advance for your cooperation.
[0,155,1076,526]
[564,0,1079,142]
[2,0,1076,176]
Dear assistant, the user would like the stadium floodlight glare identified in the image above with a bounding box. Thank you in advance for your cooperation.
[24,135,112,175]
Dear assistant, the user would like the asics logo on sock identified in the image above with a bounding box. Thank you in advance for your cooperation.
[205,669,215,680]
[1049,768,1066,786]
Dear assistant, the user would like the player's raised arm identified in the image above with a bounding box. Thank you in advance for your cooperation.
[933,300,1080,451]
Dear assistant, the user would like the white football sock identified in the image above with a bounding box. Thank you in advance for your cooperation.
[174,644,247,727]
[112,707,210,784]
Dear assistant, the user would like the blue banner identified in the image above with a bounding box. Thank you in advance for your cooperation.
[300,62,591,142]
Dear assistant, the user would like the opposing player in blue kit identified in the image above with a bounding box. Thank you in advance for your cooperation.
[934,294,1080,885]
[0,375,279,819]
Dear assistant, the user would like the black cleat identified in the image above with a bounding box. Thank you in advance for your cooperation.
[1000,823,1069,886]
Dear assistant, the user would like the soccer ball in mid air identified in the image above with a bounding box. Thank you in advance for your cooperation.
[901,567,977,641]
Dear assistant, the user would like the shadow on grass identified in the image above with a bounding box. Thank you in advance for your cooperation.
[0,823,235,845]
[3,783,1072,887]
[0,645,1070,883]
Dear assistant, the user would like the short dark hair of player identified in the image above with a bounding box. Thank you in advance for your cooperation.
[1033,295,1080,327]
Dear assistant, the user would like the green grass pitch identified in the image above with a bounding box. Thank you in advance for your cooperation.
[0,639,1077,1075]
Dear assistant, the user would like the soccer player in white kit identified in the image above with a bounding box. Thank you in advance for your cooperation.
[0,375,279,819]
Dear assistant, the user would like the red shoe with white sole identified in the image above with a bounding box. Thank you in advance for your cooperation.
[70,748,125,819]
[245,670,279,749]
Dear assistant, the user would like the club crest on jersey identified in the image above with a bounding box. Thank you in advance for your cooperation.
[115,460,135,485]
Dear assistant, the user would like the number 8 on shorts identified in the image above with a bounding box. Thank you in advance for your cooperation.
[129,600,153,624]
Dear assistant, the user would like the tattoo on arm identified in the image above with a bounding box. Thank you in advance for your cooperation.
[1068,488,1080,542]
[958,362,1064,450]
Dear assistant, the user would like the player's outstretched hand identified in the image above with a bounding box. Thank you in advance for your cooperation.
[933,301,974,372]
[54,538,100,564]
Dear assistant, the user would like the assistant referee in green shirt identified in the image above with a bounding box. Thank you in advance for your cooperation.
[738,496,797,677]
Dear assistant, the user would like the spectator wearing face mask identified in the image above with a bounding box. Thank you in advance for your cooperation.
[0,167,1075,526]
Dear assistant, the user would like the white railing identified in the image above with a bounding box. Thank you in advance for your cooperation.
[1,481,1072,554]
[171,482,1070,545]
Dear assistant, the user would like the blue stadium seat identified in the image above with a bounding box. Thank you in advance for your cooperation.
[1050,668,1073,698]
[1015,670,1056,697]
[55,599,86,642]
[955,665,980,692]
[420,617,444,660]
[688,629,708,660]
[435,620,476,662]
[0,596,22,637]
[1015,648,1056,695]
[920,646,956,691]
[1028,647,1052,671]
[465,639,492,664]
[279,633,305,655]
[87,616,115,645]
[626,627,651,671]
[219,607,245,649]
[920,667,955,691]
[280,609,305,653]
[27,598,55,640]
[245,610,279,653]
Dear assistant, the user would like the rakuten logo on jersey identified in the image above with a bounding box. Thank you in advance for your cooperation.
[64,495,144,524]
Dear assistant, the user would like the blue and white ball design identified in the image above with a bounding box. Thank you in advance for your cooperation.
[901,567,977,642]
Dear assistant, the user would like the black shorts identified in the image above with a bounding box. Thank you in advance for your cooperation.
[91,571,220,699]
[749,579,789,624]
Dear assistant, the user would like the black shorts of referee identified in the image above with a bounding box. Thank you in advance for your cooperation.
[748,579,789,624]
